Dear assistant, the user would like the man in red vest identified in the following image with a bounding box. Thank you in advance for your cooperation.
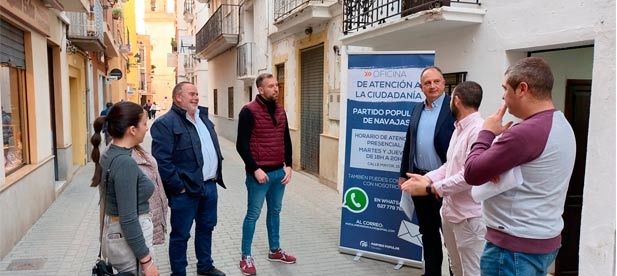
[236,73,295,276]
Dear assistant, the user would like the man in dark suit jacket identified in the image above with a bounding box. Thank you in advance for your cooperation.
[399,66,455,276]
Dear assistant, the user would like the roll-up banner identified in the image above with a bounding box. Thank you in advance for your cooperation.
[339,52,434,267]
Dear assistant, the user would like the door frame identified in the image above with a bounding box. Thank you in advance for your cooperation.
[556,79,591,275]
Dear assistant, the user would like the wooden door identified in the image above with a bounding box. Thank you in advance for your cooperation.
[276,64,285,106]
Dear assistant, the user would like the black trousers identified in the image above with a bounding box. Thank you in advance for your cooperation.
[412,168,443,276]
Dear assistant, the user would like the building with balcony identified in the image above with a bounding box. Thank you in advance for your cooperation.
[175,0,199,85]
[268,0,342,187]
[122,0,141,103]
[174,0,209,107]
[193,0,243,139]
[188,0,615,274]
[105,2,132,103]
[136,35,154,103]
[192,0,343,189]
[0,0,166,262]
[66,0,105,52]
[0,0,99,259]
[64,0,136,174]
[66,0,134,171]
[0,0,146,260]
[338,0,615,274]
[172,0,617,272]
[143,0,176,107]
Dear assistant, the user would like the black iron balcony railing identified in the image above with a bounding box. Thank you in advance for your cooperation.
[343,0,480,35]
[66,0,105,48]
[237,42,254,78]
[274,0,311,22]
[195,4,240,54]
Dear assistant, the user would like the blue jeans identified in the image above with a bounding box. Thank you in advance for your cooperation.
[481,242,559,276]
[241,168,286,256]
[168,182,218,276]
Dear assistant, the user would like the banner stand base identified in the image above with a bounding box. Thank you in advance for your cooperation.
[339,246,422,270]
[394,260,404,270]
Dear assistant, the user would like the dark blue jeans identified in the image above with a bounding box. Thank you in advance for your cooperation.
[481,242,559,276]
[168,182,218,276]
[241,168,286,256]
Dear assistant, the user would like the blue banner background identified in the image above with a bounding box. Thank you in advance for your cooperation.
[340,53,434,264]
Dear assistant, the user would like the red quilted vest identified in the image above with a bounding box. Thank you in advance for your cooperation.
[245,97,286,166]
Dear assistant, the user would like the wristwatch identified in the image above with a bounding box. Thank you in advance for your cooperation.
[425,183,434,196]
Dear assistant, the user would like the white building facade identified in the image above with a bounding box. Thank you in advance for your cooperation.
[176,0,210,100]
[338,0,615,275]
[173,0,210,110]
[188,0,615,274]
[192,0,343,187]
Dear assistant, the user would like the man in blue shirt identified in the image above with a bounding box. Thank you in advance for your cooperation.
[399,66,455,276]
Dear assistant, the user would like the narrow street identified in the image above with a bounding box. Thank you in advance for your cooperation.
[0,123,426,275]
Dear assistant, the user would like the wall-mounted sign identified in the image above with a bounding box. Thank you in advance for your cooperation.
[109,68,123,80]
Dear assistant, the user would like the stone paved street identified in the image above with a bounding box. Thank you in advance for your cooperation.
[0,126,434,275]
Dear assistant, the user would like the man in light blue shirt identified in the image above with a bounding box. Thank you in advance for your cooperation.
[399,66,455,276]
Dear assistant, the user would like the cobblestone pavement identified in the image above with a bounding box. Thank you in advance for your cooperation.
[0,125,437,275]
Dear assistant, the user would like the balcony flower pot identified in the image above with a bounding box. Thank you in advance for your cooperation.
[112,8,122,20]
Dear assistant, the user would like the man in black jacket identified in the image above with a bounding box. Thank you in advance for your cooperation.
[399,66,455,276]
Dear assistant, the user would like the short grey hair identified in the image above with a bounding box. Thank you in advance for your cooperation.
[171,81,192,102]
[256,73,274,88]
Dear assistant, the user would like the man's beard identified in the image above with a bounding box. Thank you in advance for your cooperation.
[450,104,459,118]
[265,94,278,101]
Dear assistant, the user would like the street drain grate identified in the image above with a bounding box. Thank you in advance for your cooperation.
[6,258,46,271]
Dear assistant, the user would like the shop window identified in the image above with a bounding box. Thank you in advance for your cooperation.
[443,72,467,96]
[0,65,27,175]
